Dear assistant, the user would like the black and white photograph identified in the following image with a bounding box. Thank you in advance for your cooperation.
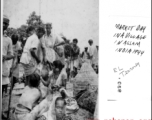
[1,0,99,120]
[1,0,151,120]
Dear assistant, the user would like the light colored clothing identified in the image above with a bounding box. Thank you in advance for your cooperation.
[17,41,22,49]
[19,86,41,110]
[8,43,20,70]
[2,35,13,56]
[42,34,61,63]
[14,104,31,120]
[88,45,96,57]
[55,68,67,87]
[20,34,40,76]
[2,35,13,85]
[2,76,10,85]
[39,82,48,99]
[21,62,37,77]
[92,48,98,66]
[56,46,65,65]
[70,59,79,71]
[66,57,79,71]
[88,45,96,64]
[14,86,41,120]
[38,93,61,120]
[94,96,98,119]
[82,51,90,60]
[20,34,40,65]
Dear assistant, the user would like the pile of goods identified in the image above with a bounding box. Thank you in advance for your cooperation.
[73,62,98,114]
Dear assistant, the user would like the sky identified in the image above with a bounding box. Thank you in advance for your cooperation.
[3,0,99,52]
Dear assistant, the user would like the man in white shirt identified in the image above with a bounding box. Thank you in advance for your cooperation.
[88,39,96,66]
[20,26,45,85]
[42,23,65,64]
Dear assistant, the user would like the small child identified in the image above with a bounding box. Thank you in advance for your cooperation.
[55,97,66,120]
[37,97,67,120]
[14,73,41,120]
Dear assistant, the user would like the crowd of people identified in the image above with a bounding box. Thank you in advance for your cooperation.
[2,15,98,120]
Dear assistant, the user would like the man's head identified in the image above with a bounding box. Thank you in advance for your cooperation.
[96,45,98,51]
[55,97,66,118]
[45,23,52,35]
[88,39,93,46]
[11,34,19,45]
[84,47,88,52]
[36,26,45,39]
[73,38,78,46]
[3,15,9,31]
[52,60,64,74]
[26,26,35,37]
[4,30,7,36]
[28,73,40,88]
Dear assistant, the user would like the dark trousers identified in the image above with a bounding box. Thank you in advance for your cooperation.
[2,84,8,97]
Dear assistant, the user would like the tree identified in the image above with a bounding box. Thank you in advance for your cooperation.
[7,27,17,37]
[17,24,28,40]
[26,11,45,29]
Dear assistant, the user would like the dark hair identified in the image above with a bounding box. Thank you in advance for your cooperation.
[26,26,35,34]
[28,73,40,88]
[73,38,78,43]
[60,90,67,99]
[37,26,45,34]
[46,23,52,27]
[11,34,18,45]
[88,39,93,43]
[55,97,66,106]
[53,60,64,72]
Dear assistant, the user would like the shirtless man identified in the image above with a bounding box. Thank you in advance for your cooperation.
[14,73,41,120]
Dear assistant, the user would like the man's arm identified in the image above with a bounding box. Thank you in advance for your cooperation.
[54,36,65,47]
[40,76,50,87]
[54,41,65,48]
[30,38,41,64]
[81,52,84,58]
[30,48,41,64]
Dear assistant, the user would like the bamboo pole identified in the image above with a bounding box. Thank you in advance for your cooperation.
[7,72,14,120]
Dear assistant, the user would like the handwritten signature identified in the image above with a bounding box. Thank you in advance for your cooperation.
[114,62,140,77]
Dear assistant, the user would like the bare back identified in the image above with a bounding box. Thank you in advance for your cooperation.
[19,86,41,110]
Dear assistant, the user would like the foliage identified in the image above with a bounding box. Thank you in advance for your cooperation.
[16,11,45,40]
[7,28,17,37]
[26,11,45,29]
[17,25,28,38]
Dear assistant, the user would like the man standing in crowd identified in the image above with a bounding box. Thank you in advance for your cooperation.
[70,38,80,77]
[20,26,45,85]
[42,23,64,65]
[2,15,14,97]
[93,45,98,66]
[88,39,96,67]
[81,47,90,62]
